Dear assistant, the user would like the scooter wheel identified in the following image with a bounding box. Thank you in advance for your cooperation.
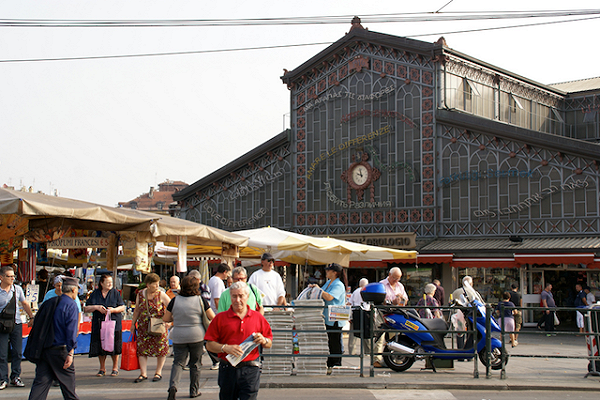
[478,346,507,370]
[383,345,415,372]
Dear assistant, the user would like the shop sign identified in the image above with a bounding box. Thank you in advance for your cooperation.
[333,233,416,249]
[47,237,110,249]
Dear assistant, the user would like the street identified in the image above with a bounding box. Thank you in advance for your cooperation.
[5,387,596,400]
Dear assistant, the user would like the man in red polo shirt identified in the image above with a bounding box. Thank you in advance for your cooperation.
[205,281,272,400]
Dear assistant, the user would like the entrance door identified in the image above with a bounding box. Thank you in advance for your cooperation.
[522,268,543,327]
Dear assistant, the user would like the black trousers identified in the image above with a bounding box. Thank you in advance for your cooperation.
[217,362,260,400]
[326,322,343,368]
[28,347,79,400]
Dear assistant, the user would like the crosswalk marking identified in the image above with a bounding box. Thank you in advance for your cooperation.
[371,389,457,400]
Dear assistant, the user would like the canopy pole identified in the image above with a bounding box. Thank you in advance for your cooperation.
[107,233,118,277]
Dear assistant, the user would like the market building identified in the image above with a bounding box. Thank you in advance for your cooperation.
[173,18,600,324]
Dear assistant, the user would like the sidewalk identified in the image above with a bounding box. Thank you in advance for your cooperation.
[8,329,600,399]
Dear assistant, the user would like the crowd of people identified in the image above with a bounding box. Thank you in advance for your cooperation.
[2,257,599,399]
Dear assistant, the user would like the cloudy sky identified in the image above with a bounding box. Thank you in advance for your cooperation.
[1,0,598,206]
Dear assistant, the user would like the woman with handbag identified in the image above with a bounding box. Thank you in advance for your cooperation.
[162,275,215,400]
[84,274,126,377]
[131,273,171,383]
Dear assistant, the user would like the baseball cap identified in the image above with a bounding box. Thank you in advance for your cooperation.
[261,253,275,261]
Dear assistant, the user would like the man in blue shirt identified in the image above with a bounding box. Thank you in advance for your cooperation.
[28,276,80,400]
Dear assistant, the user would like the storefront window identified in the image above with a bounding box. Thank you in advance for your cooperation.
[458,268,520,304]
[403,266,433,305]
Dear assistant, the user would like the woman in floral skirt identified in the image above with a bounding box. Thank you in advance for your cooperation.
[131,273,171,383]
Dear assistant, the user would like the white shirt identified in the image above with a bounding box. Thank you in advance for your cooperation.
[248,268,285,306]
[349,287,364,307]
[587,292,596,307]
[208,275,226,313]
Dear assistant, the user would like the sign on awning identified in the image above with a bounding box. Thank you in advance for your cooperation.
[47,237,110,249]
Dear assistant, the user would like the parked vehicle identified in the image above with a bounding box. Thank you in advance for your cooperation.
[361,281,507,372]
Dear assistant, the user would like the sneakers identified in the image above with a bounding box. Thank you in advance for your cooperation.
[11,377,25,387]
[0,381,7,390]
[210,363,219,370]
[326,367,333,375]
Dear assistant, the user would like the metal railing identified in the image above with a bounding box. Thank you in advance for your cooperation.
[262,303,600,378]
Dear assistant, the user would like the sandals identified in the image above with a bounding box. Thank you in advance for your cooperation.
[111,370,119,377]
[152,374,162,382]
[96,370,106,377]
[134,375,148,383]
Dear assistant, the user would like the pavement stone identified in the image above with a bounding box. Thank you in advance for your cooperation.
[8,329,600,399]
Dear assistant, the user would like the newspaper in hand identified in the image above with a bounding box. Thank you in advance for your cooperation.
[226,333,260,367]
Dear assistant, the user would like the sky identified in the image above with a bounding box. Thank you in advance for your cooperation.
[1,1,598,207]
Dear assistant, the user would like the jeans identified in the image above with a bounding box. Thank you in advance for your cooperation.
[0,322,22,383]
[169,341,204,397]
[217,362,260,400]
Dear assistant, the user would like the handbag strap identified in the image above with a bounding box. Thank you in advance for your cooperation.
[0,288,17,319]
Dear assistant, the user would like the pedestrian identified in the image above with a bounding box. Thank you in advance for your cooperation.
[248,253,287,306]
[495,291,517,347]
[205,281,273,400]
[43,276,83,325]
[163,275,215,400]
[131,273,171,383]
[83,274,126,377]
[0,265,35,389]
[166,276,180,300]
[373,267,408,368]
[574,283,587,334]
[309,263,347,375]
[540,283,556,336]
[27,276,80,400]
[416,283,442,319]
[348,278,368,356]
[508,283,522,342]
[585,286,596,307]
[207,263,231,370]
[208,263,231,314]
[217,267,264,315]
[432,279,445,307]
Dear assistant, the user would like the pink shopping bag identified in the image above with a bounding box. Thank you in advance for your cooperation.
[100,311,116,352]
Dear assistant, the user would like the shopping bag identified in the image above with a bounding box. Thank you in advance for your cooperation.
[100,311,116,352]
[121,332,139,371]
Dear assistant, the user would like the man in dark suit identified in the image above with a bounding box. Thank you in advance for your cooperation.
[27,276,80,400]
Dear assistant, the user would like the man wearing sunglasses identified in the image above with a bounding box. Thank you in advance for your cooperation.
[0,265,35,390]
[217,267,264,315]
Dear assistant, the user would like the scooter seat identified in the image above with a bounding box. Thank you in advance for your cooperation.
[419,317,448,332]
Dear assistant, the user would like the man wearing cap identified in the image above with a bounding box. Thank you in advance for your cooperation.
[248,253,286,306]
[42,276,82,331]
[205,281,272,400]
[27,276,80,400]
[0,266,35,390]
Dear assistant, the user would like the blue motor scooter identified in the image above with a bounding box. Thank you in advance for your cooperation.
[362,282,507,372]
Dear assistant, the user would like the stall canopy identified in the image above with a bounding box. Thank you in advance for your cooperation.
[0,187,248,247]
[230,226,417,267]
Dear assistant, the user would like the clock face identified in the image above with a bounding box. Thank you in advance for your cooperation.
[352,164,369,186]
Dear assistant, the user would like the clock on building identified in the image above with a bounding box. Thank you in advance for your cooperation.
[341,152,381,202]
